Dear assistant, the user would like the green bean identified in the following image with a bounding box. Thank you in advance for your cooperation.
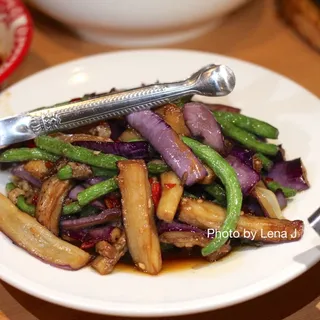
[35,136,125,170]
[57,165,73,180]
[265,180,297,198]
[62,202,81,215]
[6,182,16,193]
[216,120,278,156]
[147,161,170,174]
[213,111,279,139]
[77,177,118,207]
[182,137,242,256]
[91,166,117,178]
[204,183,227,207]
[255,153,273,171]
[17,195,36,216]
[0,148,59,162]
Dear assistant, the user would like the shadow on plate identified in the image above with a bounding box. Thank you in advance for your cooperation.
[293,245,320,267]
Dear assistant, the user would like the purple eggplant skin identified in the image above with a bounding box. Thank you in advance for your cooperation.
[229,145,256,169]
[11,165,42,188]
[86,177,105,185]
[275,190,287,210]
[268,158,309,191]
[68,185,85,200]
[73,141,151,159]
[36,176,72,236]
[68,184,105,209]
[0,193,91,270]
[62,225,120,244]
[183,102,225,154]
[225,155,260,195]
[60,208,121,230]
[157,220,209,237]
[127,110,207,186]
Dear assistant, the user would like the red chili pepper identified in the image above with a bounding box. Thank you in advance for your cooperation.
[45,161,54,169]
[149,178,161,209]
[265,177,273,183]
[164,183,176,190]
[32,194,38,205]
[26,140,36,148]
[80,241,96,250]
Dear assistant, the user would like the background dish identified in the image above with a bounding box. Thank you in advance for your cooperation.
[28,0,249,47]
[0,0,33,84]
[0,49,319,317]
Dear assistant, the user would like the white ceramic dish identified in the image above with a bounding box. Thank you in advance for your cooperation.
[0,49,319,317]
[29,0,249,47]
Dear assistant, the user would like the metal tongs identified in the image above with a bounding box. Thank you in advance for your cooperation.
[0,64,235,148]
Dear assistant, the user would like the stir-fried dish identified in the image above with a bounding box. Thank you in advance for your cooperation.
[0,92,309,275]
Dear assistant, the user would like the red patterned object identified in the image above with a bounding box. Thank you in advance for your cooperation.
[0,0,33,83]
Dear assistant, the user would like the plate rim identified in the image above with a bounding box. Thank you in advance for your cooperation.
[0,48,319,317]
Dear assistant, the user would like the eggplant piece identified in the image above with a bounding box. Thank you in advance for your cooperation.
[23,160,50,180]
[179,198,303,242]
[36,176,72,235]
[157,220,207,235]
[225,155,260,195]
[117,160,162,274]
[267,158,309,191]
[0,193,90,270]
[275,190,287,210]
[183,102,225,154]
[91,234,127,275]
[60,208,121,230]
[159,231,209,248]
[127,110,207,186]
[155,103,191,136]
[73,141,151,160]
[157,171,183,222]
[159,231,231,262]
[62,226,122,244]
[205,242,232,262]
[11,165,42,188]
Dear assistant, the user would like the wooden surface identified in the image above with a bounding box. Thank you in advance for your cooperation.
[1,0,320,319]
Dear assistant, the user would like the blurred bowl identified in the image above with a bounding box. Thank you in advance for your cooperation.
[0,0,33,84]
[29,0,249,47]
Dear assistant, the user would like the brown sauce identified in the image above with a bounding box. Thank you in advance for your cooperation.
[114,248,212,274]
[113,242,252,274]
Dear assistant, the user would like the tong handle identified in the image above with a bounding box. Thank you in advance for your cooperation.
[0,64,235,148]
[28,80,192,135]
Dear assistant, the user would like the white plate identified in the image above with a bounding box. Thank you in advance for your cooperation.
[0,49,319,317]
